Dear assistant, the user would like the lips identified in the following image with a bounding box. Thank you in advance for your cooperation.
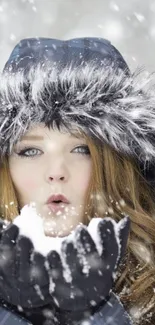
[46,194,70,214]
[46,194,70,204]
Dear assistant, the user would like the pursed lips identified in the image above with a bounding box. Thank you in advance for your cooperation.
[46,194,70,214]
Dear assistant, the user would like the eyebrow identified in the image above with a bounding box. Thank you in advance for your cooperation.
[20,135,44,141]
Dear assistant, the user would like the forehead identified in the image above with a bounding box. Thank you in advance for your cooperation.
[19,124,85,142]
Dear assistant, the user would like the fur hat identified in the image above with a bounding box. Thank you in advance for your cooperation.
[0,37,155,170]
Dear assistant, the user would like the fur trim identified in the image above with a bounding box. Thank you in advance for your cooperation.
[0,63,155,163]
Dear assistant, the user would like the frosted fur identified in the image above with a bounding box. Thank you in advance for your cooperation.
[0,63,155,162]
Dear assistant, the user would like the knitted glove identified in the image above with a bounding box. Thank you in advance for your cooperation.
[46,216,130,312]
[0,221,51,309]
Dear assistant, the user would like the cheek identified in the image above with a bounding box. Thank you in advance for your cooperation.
[9,163,40,194]
[19,178,39,191]
[76,175,90,192]
[73,162,92,193]
[10,168,41,208]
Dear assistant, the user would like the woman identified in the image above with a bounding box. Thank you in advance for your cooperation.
[0,37,155,325]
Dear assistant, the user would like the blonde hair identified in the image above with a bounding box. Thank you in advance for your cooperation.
[85,137,155,324]
[0,158,19,219]
[0,136,155,324]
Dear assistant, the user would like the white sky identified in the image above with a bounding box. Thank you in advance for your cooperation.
[0,0,154,71]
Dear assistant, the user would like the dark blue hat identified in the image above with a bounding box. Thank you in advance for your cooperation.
[2,35,155,190]
[3,37,129,73]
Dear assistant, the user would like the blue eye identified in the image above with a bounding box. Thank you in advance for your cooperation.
[73,145,90,155]
[15,145,90,158]
[16,148,41,158]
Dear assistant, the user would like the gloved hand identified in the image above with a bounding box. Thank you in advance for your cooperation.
[0,221,52,309]
[46,216,130,312]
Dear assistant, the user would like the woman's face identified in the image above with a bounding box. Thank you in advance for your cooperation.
[8,124,92,237]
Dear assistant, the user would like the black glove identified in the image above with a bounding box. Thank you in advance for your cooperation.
[53,292,133,325]
[46,216,130,312]
[0,221,52,309]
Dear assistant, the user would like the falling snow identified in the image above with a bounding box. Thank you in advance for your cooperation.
[0,2,154,324]
[12,203,126,263]
[0,0,154,72]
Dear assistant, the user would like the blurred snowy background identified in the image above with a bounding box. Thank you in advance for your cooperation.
[0,0,154,72]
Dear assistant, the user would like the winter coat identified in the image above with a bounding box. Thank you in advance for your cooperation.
[0,292,133,325]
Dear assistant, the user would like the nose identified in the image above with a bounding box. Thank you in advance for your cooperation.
[45,158,69,184]
[48,175,65,182]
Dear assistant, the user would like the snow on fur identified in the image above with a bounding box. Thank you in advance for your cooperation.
[0,63,155,162]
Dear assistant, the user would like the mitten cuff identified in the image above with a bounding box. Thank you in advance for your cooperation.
[87,292,133,325]
[56,292,133,325]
